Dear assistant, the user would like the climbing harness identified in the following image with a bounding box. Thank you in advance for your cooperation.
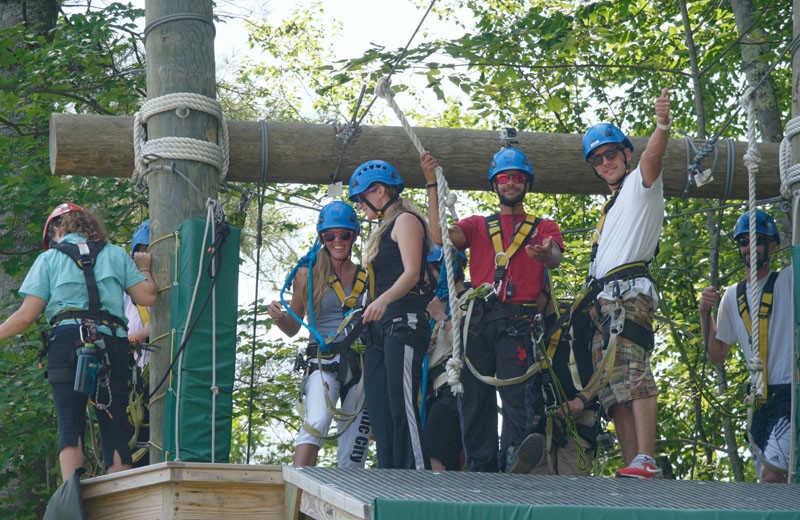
[46,240,130,416]
[330,267,368,311]
[736,271,778,403]
[485,213,541,299]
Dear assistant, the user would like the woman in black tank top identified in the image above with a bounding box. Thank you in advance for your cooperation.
[349,160,432,469]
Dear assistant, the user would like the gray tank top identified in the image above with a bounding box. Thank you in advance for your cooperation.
[309,286,350,344]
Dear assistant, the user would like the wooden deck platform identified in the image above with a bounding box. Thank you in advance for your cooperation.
[79,462,800,520]
[80,462,285,519]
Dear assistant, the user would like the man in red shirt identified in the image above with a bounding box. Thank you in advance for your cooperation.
[421,147,563,472]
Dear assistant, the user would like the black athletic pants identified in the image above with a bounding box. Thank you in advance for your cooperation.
[364,313,430,469]
[458,312,535,472]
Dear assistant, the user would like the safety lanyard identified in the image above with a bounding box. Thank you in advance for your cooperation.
[485,213,540,285]
[328,266,367,310]
[736,271,778,401]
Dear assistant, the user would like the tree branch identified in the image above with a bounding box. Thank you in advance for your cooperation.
[0,84,113,115]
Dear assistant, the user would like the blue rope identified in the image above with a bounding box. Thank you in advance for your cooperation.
[280,240,327,347]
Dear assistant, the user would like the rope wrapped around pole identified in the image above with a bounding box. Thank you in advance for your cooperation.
[132,92,230,183]
[375,76,464,394]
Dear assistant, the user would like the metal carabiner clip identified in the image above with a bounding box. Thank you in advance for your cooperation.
[494,251,509,270]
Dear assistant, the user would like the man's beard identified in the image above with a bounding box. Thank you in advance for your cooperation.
[742,250,768,270]
[498,190,525,207]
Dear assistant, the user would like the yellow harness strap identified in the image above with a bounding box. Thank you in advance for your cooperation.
[136,304,150,326]
[736,272,778,403]
[329,267,368,310]
[487,213,540,269]
[367,263,375,300]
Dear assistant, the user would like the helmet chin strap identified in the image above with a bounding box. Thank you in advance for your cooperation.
[363,195,399,221]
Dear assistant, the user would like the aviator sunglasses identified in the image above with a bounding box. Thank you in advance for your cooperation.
[587,146,624,167]
[495,172,528,184]
[735,235,769,248]
[321,230,354,242]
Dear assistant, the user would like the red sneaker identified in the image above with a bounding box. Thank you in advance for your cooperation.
[615,455,663,479]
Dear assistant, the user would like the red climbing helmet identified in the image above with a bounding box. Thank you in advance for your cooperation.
[43,203,86,250]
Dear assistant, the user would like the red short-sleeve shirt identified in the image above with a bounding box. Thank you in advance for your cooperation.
[455,214,564,303]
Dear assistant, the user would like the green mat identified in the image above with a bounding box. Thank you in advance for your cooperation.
[163,218,240,463]
[372,498,800,520]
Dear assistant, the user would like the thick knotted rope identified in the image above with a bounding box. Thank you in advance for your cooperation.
[132,92,230,183]
[779,116,800,200]
[376,76,464,393]
[741,87,764,401]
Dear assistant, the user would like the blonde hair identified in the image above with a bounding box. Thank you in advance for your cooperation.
[299,247,337,316]
[363,189,432,266]
[54,211,108,243]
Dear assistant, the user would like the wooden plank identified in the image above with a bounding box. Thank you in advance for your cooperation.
[49,113,783,200]
[81,462,285,520]
[283,466,370,519]
[285,482,303,520]
[300,491,365,520]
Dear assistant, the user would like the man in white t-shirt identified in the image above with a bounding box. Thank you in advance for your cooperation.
[699,209,791,483]
[570,89,670,479]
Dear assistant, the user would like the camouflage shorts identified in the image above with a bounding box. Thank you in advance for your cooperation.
[590,293,657,410]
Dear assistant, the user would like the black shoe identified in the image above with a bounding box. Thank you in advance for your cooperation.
[507,433,545,474]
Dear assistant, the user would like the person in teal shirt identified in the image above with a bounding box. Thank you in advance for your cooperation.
[0,204,156,481]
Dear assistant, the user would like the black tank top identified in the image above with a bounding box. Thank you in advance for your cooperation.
[372,212,428,323]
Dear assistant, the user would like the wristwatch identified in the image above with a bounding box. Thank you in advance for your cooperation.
[656,119,671,131]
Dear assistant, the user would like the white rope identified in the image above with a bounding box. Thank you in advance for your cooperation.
[376,76,465,393]
[741,87,764,401]
[780,117,800,200]
[132,92,230,183]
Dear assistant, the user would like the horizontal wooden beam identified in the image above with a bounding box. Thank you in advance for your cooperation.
[50,113,782,200]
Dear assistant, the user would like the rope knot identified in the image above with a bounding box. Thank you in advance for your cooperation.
[740,87,756,110]
[375,76,394,100]
[445,357,464,395]
[746,358,763,372]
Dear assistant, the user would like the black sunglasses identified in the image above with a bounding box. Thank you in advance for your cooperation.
[587,146,624,167]
[321,231,354,243]
[735,235,769,248]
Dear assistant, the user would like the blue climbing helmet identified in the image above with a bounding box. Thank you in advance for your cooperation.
[427,243,467,263]
[317,201,359,234]
[733,209,780,245]
[131,220,150,254]
[488,148,534,189]
[582,123,634,160]
[348,160,404,202]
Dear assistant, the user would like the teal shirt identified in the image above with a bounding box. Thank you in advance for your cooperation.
[19,233,146,337]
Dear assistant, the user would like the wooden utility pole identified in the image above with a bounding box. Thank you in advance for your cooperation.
[144,0,218,462]
[50,114,783,200]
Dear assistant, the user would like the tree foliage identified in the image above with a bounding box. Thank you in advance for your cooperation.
[338,0,792,480]
[0,1,796,514]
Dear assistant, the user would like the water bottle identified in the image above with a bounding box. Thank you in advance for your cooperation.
[74,343,99,396]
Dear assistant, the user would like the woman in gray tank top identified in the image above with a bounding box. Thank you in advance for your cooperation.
[267,201,371,468]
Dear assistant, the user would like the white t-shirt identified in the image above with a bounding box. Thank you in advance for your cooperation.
[592,165,665,305]
[124,294,149,366]
[716,268,793,386]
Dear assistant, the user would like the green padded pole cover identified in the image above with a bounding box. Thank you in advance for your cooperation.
[163,218,240,462]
